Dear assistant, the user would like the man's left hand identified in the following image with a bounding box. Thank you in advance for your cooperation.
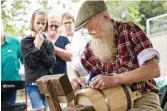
[90,74,119,90]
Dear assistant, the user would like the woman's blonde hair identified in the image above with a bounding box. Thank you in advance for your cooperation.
[30,9,48,32]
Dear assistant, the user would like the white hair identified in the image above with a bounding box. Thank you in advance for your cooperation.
[100,10,112,19]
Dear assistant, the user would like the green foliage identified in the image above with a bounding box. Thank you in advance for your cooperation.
[71,0,80,2]
[106,1,144,29]
[138,1,167,30]
[40,0,48,10]
[106,1,167,31]
[1,0,167,37]
[1,0,47,38]
[1,1,29,37]
[106,1,123,20]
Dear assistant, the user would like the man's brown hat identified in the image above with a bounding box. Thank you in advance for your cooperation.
[74,1,107,31]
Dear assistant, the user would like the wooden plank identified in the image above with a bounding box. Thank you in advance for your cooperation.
[36,74,75,110]
[49,74,74,96]
[57,92,74,103]
[36,76,62,111]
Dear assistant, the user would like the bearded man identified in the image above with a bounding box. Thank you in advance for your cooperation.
[69,1,162,111]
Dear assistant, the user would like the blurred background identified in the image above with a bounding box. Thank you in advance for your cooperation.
[1,0,167,36]
[1,0,167,110]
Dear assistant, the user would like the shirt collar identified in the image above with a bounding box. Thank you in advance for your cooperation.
[110,19,119,45]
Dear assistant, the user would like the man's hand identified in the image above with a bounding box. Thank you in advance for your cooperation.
[90,74,119,90]
[34,29,44,49]
[70,76,86,91]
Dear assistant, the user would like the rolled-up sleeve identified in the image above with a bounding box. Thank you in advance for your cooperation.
[137,48,160,66]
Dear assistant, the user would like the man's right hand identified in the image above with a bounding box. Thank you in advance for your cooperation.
[70,77,86,91]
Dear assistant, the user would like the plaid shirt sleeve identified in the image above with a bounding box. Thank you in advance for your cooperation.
[130,23,160,66]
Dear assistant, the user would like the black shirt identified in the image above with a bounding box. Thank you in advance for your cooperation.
[21,35,56,85]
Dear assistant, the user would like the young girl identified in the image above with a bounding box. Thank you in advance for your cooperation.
[21,9,56,111]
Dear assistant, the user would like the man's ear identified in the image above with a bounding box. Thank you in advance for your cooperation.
[101,11,111,20]
[101,12,108,20]
[103,14,110,21]
[103,15,108,19]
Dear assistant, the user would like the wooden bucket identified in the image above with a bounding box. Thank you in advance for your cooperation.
[74,85,141,111]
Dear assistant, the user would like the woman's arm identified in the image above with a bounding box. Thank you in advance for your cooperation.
[55,44,72,61]
[39,40,56,70]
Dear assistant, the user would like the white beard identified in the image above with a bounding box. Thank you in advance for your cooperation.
[90,25,117,64]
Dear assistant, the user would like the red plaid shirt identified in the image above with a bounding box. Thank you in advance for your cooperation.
[81,20,159,93]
